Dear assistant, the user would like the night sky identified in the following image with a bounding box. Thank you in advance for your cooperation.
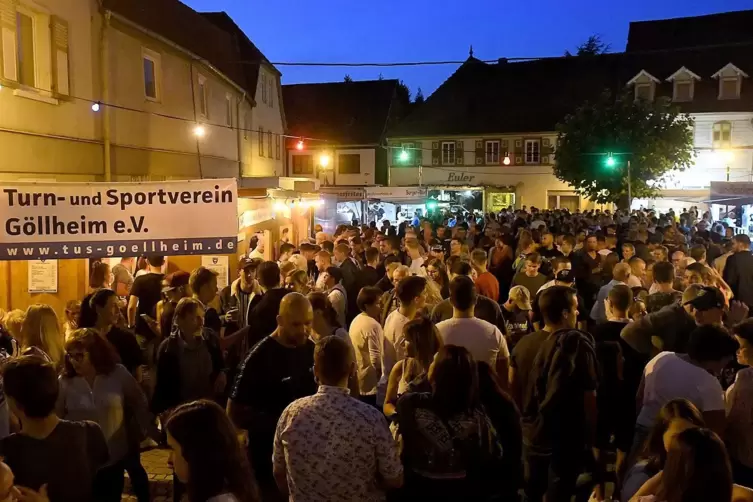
[184,0,752,97]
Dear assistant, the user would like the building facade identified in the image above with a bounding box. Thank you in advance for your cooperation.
[0,0,285,183]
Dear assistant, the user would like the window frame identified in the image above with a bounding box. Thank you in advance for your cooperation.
[258,126,264,157]
[338,153,361,175]
[719,76,741,100]
[15,8,37,89]
[673,80,693,102]
[485,140,500,164]
[142,48,161,102]
[275,134,281,160]
[524,139,541,165]
[267,130,272,158]
[224,93,233,126]
[260,73,267,104]
[712,121,732,149]
[197,74,208,118]
[292,154,314,175]
[268,77,274,108]
[441,141,456,165]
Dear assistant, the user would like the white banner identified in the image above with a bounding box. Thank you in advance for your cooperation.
[0,179,238,261]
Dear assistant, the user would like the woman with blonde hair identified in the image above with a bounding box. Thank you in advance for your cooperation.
[20,304,64,366]
[2,309,24,350]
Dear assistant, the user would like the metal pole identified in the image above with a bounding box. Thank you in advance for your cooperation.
[627,159,632,211]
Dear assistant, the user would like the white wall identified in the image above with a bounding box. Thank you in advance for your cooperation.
[288,147,376,186]
[246,66,284,177]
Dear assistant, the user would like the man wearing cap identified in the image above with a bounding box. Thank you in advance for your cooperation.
[220,257,262,335]
[724,234,753,309]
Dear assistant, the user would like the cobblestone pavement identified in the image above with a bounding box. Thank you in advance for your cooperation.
[122,448,173,501]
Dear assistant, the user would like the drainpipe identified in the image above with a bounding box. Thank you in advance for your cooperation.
[237,93,245,179]
[100,9,112,181]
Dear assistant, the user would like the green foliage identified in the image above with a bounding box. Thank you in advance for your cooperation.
[554,91,695,204]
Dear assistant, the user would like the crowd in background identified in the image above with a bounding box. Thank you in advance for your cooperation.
[0,205,751,501]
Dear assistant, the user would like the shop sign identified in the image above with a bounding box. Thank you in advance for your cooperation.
[320,188,366,200]
[365,187,427,200]
[239,207,274,228]
[0,179,238,261]
[447,172,476,183]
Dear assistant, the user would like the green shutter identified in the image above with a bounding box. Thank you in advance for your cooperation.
[475,140,484,165]
[456,140,464,165]
[431,141,440,166]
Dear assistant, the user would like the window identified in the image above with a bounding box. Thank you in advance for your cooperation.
[142,49,160,101]
[441,141,456,164]
[338,154,361,174]
[267,131,272,158]
[16,11,35,87]
[485,140,500,164]
[673,80,693,102]
[225,94,233,126]
[292,155,314,174]
[720,77,740,100]
[275,134,280,159]
[268,78,274,108]
[258,126,264,157]
[524,140,540,164]
[713,121,732,149]
[634,83,653,101]
[197,75,208,117]
[243,112,250,139]
[260,73,267,104]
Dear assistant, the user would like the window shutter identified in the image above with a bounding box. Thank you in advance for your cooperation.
[0,0,17,82]
[501,139,509,165]
[51,16,70,96]
[431,141,440,166]
[475,140,483,165]
[413,142,422,166]
[455,140,464,165]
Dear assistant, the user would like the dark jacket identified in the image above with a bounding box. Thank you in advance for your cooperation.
[724,251,753,308]
[339,258,361,325]
[360,266,380,288]
[621,303,696,357]
[151,327,225,415]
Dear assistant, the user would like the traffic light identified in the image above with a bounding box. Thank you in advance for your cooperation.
[426,200,438,210]
[605,153,616,168]
[399,149,409,162]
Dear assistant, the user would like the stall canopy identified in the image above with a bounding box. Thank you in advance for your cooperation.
[365,186,427,204]
[710,181,753,205]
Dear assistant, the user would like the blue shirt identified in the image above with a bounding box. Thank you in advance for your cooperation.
[590,279,625,323]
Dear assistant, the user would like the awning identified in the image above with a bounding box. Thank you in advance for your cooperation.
[365,186,427,204]
[710,182,753,205]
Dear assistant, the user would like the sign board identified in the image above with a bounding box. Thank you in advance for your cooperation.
[28,259,58,293]
[201,255,229,290]
[365,186,427,200]
[0,179,238,261]
[710,181,753,205]
[320,187,366,201]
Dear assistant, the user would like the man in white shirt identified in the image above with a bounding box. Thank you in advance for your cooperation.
[405,239,427,277]
[634,324,738,452]
[436,276,510,387]
[348,287,384,408]
[378,276,427,405]
[248,235,265,260]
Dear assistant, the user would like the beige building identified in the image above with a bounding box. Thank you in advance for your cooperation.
[0,0,285,183]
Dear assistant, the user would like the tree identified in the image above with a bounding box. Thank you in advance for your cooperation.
[553,91,695,206]
[414,87,425,105]
[564,34,610,57]
[343,74,353,83]
[396,80,411,104]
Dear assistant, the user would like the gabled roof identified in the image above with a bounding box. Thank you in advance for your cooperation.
[666,66,701,81]
[627,9,753,52]
[282,79,400,145]
[712,63,749,79]
[389,44,753,138]
[103,0,252,96]
[627,70,660,85]
[201,12,280,102]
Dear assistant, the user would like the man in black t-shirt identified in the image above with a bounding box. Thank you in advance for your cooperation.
[245,261,291,350]
[228,293,317,501]
[0,357,109,502]
[127,255,165,339]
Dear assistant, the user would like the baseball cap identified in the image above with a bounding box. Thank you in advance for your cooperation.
[508,285,532,311]
[162,271,190,293]
[555,268,575,284]
[238,257,262,271]
[684,286,725,311]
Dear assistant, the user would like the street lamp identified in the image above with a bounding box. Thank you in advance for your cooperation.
[193,125,206,138]
[319,153,331,168]
[604,152,632,210]
[503,154,511,166]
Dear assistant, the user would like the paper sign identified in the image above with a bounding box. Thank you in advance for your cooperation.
[202,255,229,290]
[28,259,58,293]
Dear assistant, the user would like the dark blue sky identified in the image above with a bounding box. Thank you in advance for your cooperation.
[185,0,751,97]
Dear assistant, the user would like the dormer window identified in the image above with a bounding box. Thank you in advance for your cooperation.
[712,63,748,100]
[627,70,660,102]
[667,67,700,102]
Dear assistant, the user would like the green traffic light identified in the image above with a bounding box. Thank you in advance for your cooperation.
[605,155,616,167]
[426,200,438,210]
[399,149,409,162]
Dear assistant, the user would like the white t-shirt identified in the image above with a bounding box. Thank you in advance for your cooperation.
[378,310,411,404]
[636,351,725,428]
[348,313,383,396]
[435,317,510,367]
[408,256,427,277]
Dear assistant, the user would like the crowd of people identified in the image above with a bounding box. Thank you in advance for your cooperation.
[0,205,752,501]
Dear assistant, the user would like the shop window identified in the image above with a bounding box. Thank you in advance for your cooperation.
[713,121,732,149]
